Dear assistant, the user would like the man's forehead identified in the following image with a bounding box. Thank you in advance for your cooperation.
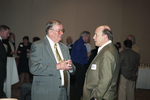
[95,26,104,33]
[53,24,63,29]
[67,37,71,39]
[127,36,131,39]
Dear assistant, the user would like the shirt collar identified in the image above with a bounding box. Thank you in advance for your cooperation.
[97,40,112,54]
[0,37,2,41]
[46,35,59,47]
[67,43,72,47]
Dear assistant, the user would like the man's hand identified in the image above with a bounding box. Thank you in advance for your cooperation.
[11,51,15,55]
[17,51,21,53]
[56,59,72,70]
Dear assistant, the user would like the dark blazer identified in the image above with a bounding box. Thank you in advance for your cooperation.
[0,40,7,80]
[0,40,7,97]
[119,48,139,81]
[29,37,75,100]
[83,43,119,100]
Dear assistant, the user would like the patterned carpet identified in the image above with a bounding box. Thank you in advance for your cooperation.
[10,82,150,100]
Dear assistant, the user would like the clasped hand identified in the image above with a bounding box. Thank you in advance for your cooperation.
[57,59,72,70]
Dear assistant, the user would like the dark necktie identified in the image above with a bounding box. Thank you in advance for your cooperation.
[54,44,68,89]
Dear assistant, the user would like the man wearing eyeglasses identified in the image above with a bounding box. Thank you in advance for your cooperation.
[29,20,76,100]
[70,31,90,100]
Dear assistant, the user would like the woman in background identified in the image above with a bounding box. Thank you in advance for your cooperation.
[17,36,32,86]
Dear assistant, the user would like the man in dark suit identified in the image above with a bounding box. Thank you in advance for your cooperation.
[29,20,75,100]
[0,25,10,98]
[3,32,16,57]
[118,39,139,100]
[83,25,119,100]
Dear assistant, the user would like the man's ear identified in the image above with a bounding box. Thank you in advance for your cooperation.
[48,29,52,36]
[104,34,108,39]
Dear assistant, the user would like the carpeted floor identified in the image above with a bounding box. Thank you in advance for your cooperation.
[11,82,150,100]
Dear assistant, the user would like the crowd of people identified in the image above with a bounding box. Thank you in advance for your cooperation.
[0,25,41,97]
[0,20,140,100]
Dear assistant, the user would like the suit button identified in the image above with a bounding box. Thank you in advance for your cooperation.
[60,78,61,79]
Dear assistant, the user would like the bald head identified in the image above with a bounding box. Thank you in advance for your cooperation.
[66,36,73,44]
[127,35,135,45]
[103,25,111,31]
[93,25,113,47]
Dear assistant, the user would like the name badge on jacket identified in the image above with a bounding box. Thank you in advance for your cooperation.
[91,64,96,70]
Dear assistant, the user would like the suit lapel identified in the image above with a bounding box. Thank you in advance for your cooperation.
[44,37,57,64]
[86,43,113,75]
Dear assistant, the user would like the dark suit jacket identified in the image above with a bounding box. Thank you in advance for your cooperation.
[83,43,119,100]
[0,40,7,80]
[29,37,75,100]
[119,48,139,81]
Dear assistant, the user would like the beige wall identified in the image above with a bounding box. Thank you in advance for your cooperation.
[0,0,149,62]
[121,0,150,62]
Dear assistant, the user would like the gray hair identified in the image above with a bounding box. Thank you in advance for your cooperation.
[80,31,90,37]
[128,35,135,44]
[45,20,62,34]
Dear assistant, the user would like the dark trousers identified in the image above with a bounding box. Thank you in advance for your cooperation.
[70,62,87,100]
[0,79,4,98]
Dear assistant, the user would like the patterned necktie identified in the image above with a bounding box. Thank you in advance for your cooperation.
[54,44,68,89]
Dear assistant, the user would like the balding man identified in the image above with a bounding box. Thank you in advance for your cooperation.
[83,25,119,100]
[29,20,75,100]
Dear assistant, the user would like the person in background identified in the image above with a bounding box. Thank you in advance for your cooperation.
[83,25,119,100]
[126,35,140,55]
[71,31,90,100]
[118,39,139,100]
[115,42,123,52]
[66,36,75,87]
[17,36,32,86]
[85,46,98,72]
[0,25,10,98]
[29,20,75,100]
[66,36,73,55]
[86,42,92,58]
[3,32,16,57]
[32,36,40,42]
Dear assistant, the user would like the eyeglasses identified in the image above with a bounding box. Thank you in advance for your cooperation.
[50,29,65,33]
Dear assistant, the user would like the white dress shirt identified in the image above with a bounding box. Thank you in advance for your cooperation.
[0,36,2,41]
[97,40,112,54]
[46,35,65,86]
[86,43,92,53]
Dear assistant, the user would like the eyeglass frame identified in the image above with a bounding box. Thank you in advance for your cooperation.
[50,29,65,33]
